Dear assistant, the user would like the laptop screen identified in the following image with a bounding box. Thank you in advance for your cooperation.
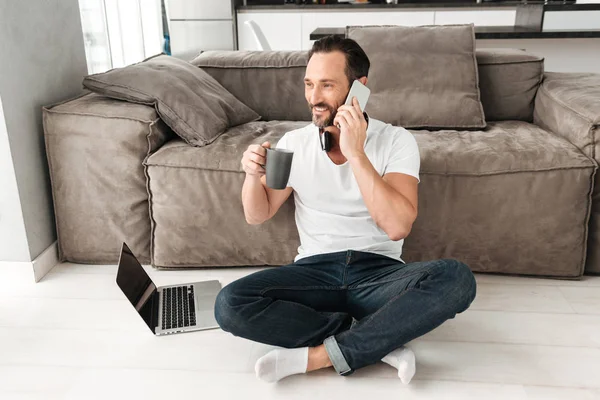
[116,243,157,332]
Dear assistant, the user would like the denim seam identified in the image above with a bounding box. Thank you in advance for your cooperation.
[259,285,344,296]
[344,269,432,328]
[347,268,430,290]
[342,251,352,285]
[344,285,446,349]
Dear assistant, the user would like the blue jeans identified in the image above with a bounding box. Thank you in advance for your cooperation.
[214,250,477,376]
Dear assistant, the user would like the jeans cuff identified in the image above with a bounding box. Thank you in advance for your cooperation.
[323,335,352,375]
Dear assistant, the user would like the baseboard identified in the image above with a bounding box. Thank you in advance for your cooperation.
[32,241,59,282]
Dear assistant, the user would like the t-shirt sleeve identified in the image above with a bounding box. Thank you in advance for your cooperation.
[274,133,294,188]
[383,129,420,183]
[275,133,289,150]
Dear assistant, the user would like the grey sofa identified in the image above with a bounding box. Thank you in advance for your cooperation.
[43,48,600,278]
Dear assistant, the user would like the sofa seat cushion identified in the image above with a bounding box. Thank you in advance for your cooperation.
[409,121,596,278]
[145,121,307,267]
[414,120,593,175]
[149,120,592,176]
[146,120,596,277]
[146,121,308,173]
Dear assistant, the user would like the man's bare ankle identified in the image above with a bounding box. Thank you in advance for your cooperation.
[307,345,333,372]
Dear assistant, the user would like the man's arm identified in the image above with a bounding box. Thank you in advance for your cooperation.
[242,174,293,225]
[334,97,419,241]
[241,140,294,225]
[348,154,418,240]
[242,174,270,224]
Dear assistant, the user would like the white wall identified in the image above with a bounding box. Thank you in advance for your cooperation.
[0,0,88,262]
[0,97,30,262]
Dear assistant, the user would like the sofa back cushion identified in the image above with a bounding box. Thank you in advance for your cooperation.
[346,24,486,129]
[192,47,543,125]
[83,54,260,147]
[192,51,312,122]
[477,48,544,122]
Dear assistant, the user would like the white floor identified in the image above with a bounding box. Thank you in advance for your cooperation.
[1,262,600,400]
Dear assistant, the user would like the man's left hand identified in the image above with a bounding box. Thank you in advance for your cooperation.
[334,96,368,161]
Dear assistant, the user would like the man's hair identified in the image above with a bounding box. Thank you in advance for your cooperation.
[307,36,370,86]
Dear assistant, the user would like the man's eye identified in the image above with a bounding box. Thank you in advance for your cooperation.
[324,84,332,88]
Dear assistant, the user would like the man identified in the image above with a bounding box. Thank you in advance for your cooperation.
[214,36,477,384]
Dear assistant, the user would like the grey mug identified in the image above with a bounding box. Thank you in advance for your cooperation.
[264,148,294,190]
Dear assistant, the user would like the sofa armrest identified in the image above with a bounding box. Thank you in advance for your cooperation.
[43,92,173,264]
[534,72,600,161]
[534,73,600,275]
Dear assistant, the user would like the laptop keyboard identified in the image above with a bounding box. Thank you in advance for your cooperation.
[161,285,197,330]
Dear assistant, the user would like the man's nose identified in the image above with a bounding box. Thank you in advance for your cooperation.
[310,87,323,106]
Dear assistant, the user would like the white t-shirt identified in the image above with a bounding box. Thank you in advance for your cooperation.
[275,117,420,263]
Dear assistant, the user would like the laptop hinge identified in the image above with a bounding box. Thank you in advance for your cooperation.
[151,289,160,334]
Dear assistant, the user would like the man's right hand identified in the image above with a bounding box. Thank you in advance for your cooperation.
[241,141,270,177]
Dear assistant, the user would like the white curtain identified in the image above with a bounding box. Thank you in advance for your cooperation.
[79,0,164,74]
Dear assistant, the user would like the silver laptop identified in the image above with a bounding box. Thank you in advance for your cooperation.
[116,242,222,335]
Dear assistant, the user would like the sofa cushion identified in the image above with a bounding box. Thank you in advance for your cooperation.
[146,121,308,172]
[82,54,260,147]
[192,51,312,122]
[477,48,544,122]
[408,120,595,277]
[145,120,595,277]
[414,120,594,174]
[192,48,543,126]
[148,120,592,189]
[43,93,173,264]
[144,121,307,267]
[346,24,486,130]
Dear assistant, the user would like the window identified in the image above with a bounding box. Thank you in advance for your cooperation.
[78,0,164,74]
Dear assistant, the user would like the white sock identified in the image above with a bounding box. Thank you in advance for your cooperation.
[255,347,309,383]
[381,346,416,384]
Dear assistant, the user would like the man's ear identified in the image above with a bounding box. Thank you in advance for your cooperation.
[359,76,368,86]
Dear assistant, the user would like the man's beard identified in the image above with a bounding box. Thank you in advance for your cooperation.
[309,103,337,129]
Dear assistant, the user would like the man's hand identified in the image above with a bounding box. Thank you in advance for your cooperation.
[241,141,270,177]
[333,96,368,161]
